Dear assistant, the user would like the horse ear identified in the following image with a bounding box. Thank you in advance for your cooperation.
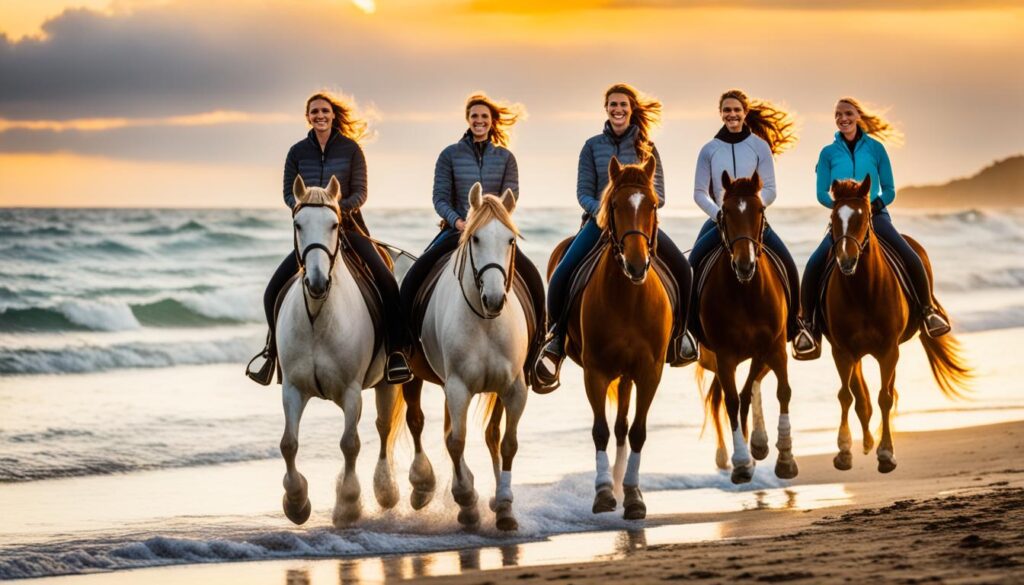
[326,175,342,202]
[858,174,872,198]
[608,156,624,182]
[721,170,732,192]
[642,155,657,178]
[469,182,483,209]
[830,179,841,200]
[501,188,516,213]
[751,170,761,190]
[293,175,306,202]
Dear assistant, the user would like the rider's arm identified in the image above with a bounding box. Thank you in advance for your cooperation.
[432,147,461,227]
[340,144,367,211]
[283,145,299,209]
[756,140,778,207]
[501,151,520,200]
[652,145,666,208]
[693,143,720,219]
[815,146,834,209]
[876,142,897,207]
[576,141,601,216]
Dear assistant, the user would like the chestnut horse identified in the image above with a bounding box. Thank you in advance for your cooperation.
[546,156,671,520]
[823,176,970,473]
[700,172,798,484]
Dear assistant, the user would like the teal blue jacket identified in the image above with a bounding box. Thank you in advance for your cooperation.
[815,131,896,209]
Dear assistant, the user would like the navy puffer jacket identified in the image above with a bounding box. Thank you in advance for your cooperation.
[282,129,367,210]
[577,122,665,216]
[432,131,519,227]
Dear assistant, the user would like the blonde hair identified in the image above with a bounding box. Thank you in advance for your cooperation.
[465,92,524,149]
[459,195,520,246]
[305,91,370,143]
[719,89,797,155]
[605,83,662,161]
[837,97,904,146]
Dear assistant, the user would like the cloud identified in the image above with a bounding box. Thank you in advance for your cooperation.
[0,110,290,132]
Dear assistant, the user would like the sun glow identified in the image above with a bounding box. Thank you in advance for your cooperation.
[352,0,376,14]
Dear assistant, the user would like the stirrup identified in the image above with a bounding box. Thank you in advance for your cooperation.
[922,307,951,338]
[532,335,564,392]
[385,352,414,385]
[245,349,276,386]
[792,319,821,361]
[669,331,698,367]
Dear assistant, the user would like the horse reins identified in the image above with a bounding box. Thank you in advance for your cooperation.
[830,205,873,258]
[718,208,767,260]
[606,185,657,273]
[291,201,343,324]
[454,236,516,320]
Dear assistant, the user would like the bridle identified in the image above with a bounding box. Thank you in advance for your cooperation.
[454,233,516,320]
[606,184,657,276]
[292,201,342,323]
[718,201,767,260]
[830,203,872,261]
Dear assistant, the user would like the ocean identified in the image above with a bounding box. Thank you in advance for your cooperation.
[1,206,1023,580]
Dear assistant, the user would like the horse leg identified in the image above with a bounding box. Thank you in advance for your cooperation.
[333,385,363,527]
[832,349,857,471]
[444,379,479,527]
[584,368,616,514]
[622,369,660,520]
[766,344,798,479]
[612,377,633,500]
[403,379,436,510]
[745,363,770,461]
[484,396,504,512]
[876,347,899,473]
[280,381,312,524]
[494,378,527,531]
[709,376,729,470]
[719,358,754,484]
[372,383,399,510]
[851,362,875,454]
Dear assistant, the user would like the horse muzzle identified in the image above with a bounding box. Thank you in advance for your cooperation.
[618,255,650,285]
[303,275,331,300]
[480,291,507,317]
[837,257,858,276]
[732,259,756,284]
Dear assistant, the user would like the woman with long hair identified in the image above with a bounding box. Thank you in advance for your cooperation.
[796,97,950,359]
[533,83,697,390]
[689,89,816,357]
[399,92,547,373]
[246,91,412,385]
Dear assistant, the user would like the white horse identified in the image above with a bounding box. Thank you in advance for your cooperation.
[276,175,411,527]
[419,183,530,531]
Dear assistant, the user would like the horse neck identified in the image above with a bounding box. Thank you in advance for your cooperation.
[592,245,666,308]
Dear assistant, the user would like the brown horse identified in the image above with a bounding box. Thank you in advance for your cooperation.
[546,156,671,520]
[700,171,798,484]
[823,176,971,473]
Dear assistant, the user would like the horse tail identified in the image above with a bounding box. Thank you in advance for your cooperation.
[606,378,620,406]
[477,393,501,429]
[697,364,724,443]
[919,329,972,399]
[387,384,408,453]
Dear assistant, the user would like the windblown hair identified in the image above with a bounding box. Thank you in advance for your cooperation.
[459,194,521,245]
[305,91,370,143]
[605,83,662,162]
[595,165,656,230]
[837,97,904,146]
[465,92,524,149]
[719,89,797,155]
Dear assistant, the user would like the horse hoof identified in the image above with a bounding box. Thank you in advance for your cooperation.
[410,488,435,511]
[622,486,646,520]
[775,458,799,480]
[877,451,897,474]
[495,500,518,531]
[282,494,312,525]
[715,447,730,470]
[373,462,399,510]
[453,489,477,509]
[457,506,480,528]
[833,451,853,471]
[332,502,362,528]
[751,431,770,461]
[863,433,875,455]
[375,487,399,510]
[731,464,754,485]
[592,485,617,514]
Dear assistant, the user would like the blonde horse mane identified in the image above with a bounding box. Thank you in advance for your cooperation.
[459,193,520,246]
[595,164,656,230]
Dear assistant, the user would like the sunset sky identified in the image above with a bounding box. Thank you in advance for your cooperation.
[0,0,1021,208]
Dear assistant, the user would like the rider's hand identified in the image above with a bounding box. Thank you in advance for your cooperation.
[715,209,724,225]
[455,219,466,231]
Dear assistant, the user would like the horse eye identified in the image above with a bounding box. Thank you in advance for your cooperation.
[331,222,339,230]
[472,236,479,244]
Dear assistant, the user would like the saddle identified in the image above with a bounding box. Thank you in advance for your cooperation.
[562,234,681,335]
[811,234,919,337]
[690,244,791,346]
[270,232,388,383]
[409,249,537,382]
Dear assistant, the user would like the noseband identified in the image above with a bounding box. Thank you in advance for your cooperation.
[606,186,657,275]
[455,235,516,320]
[292,201,342,322]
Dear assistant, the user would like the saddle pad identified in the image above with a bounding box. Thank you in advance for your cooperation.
[813,235,918,334]
[694,245,790,304]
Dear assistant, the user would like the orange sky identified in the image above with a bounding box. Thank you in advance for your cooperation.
[0,0,1021,208]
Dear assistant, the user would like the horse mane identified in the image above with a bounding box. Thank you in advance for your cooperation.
[296,185,342,214]
[722,176,761,200]
[595,165,655,230]
[459,194,520,245]
[831,179,868,202]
